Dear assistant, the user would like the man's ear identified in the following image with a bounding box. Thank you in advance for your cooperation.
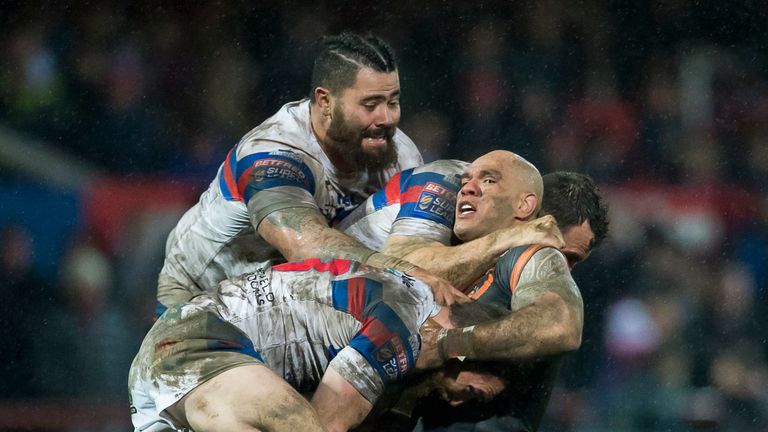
[313,86,332,115]
[516,193,539,219]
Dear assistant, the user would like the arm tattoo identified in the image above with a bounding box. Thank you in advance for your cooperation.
[451,248,584,361]
[260,207,324,233]
[258,206,376,262]
[382,236,434,258]
[511,248,583,317]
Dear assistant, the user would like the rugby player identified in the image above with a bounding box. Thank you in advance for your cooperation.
[339,150,565,289]
[156,32,470,311]
[339,152,608,431]
[416,171,608,432]
[129,258,514,432]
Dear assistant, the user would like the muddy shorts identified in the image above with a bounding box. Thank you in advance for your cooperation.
[129,300,263,431]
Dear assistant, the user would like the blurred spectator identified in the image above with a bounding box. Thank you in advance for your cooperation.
[0,20,73,141]
[165,128,229,188]
[0,224,44,398]
[636,53,684,181]
[399,110,451,162]
[84,43,169,174]
[31,237,139,398]
[451,17,514,161]
[547,77,639,182]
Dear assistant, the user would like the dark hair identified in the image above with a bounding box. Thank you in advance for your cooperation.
[448,302,509,328]
[541,171,609,250]
[310,32,398,102]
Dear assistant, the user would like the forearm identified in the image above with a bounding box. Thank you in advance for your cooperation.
[438,248,584,360]
[439,292,582,361]
[383,217,564,289]
[258,206,415,272]
[383,230,516,288]
[312,367,373,432]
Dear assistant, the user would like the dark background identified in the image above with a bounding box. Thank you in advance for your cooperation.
[1,1,767,430]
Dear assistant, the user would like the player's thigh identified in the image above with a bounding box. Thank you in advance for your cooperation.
[168,364,326,432]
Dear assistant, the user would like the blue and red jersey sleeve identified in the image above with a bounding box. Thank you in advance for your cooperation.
[330,276,418,383]
[369,167,461,230]
[218,147,316,203]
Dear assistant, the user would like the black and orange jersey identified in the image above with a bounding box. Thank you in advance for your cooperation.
[466,244,549,309]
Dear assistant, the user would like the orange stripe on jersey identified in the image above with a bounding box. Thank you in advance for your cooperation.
[468,270,495,300]
[509,245,547,295]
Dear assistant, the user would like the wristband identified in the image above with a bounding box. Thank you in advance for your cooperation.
[440,326,477,362]
[459,325,477,360]
[437,327,450,361]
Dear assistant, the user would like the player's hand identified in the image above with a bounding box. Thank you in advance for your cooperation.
[408,267,469,306]
[415,318,446,370]
[508,215,565,249]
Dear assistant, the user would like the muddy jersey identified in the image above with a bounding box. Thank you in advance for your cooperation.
[130,258,440,431]
[338,159,467,251]
[158,99,422,306]
[423,245,568,432]
[467,244,549,307]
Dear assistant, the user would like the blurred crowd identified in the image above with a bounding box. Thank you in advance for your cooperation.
[1,1,767,431]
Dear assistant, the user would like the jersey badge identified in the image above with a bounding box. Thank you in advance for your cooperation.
[413,182,456,224]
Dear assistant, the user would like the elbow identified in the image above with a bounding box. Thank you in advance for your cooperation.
[283,249,307,262]
[561,328,582,352]
[323,422,348,432]
[547,323,582,354]
[547,298,583,354]
[281,240,317,262]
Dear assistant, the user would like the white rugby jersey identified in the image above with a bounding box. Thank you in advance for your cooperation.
[130,259,440,430]
[158,99,422,306]
[338,159,468,251]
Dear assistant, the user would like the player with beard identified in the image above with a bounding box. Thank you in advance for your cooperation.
[156,32,468,311]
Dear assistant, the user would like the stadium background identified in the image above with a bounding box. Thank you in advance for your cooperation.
[1,1,766,430]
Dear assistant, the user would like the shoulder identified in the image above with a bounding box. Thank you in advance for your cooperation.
[237,99,318,159]
[407,160,467,189]
[413,159,468,176]
[401,159,467,196]
[392,129,423,169]
[495,245,575,297]
[234,143,324,184]
[512,247,582,312]
[495,245,543,277]
[518,247,571,282]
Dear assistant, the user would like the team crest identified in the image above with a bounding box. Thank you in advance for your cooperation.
[413,182,457,224]
[375,346,394,362]
[418,194,434,209]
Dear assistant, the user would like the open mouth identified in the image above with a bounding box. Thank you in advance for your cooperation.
[457,202,476,216]
[362,127,393,143]
[364,136,387,146]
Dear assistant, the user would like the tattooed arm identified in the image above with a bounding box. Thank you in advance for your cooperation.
[256,204,378,263]
[381,215,564,289]
[255,205,468,305]
[421,248,582,366]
